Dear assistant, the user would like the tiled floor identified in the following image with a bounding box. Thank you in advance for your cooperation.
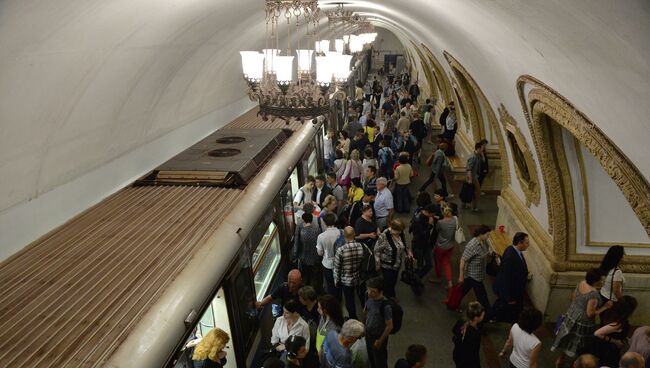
[387,139,559,368]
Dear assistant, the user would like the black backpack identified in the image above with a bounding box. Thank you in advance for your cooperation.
[381,297,404,334]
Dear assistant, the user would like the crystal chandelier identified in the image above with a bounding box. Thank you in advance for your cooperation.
[240,0,354,123]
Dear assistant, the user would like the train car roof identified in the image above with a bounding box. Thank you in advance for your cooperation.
[0,108,309,366]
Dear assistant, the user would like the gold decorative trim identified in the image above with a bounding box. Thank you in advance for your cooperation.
[420,44,453,106]
[501,187,554,262]
[443,51,511,188]
[409,40,436,102]
[444,58,483,140]
[516,75,650,273]
[499,104,541,206]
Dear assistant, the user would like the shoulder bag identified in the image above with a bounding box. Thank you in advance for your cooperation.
[453,216,465,244]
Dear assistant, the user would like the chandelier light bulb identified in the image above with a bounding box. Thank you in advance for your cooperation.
[335,39,344,54]
[315,56,332,84]
[274,56,294,83]
[296,50,313,73]
[263,48,281,73]
[349,35,363,53]
[239,51,265,80]
[319,40,330,52]
[332,54,353,81]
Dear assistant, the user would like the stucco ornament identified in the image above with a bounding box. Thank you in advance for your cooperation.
[517,75,650,272]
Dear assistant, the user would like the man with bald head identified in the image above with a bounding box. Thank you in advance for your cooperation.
[256,269,303,309]
[333,226,366,319]
[620,352,646,368]
[573,354,598,368]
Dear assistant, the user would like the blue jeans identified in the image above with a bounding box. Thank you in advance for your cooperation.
[394,184,410,213]
[323,268,342,302]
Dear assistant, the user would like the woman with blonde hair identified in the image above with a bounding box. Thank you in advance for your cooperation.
[192,328,230,368]
[342,149,363,184]
[320,194,338,222]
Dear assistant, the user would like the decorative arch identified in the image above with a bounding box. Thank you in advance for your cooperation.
[409,40,437,102]
[517,75,650,272]
[421,44,453,107]
[442,51,511,188]
[444,52,484,140]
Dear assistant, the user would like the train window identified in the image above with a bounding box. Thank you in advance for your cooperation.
[307,149,318,176]
[252,221,281,301]
[174,288,236,368]
[290,168,300,197]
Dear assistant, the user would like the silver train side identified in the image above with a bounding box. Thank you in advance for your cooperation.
[106,119,322,367]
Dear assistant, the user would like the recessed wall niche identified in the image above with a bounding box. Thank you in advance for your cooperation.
[499,105,540,206]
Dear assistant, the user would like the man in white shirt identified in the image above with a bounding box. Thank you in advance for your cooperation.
[317,213,343,301]
[373,177,394,231]
[359,111,370,128]
[324,129,335,172]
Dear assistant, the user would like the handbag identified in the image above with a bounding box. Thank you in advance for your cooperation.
[443,284,465,310]
[401,257,424,296]
[553,314,566,336]
[459,182,475,204]
[453,216,465,243]
[485,252,500,277]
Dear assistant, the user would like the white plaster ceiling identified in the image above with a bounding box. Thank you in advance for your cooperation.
[1,0,649,216]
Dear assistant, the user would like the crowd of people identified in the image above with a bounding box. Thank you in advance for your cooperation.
[188,72,648,368]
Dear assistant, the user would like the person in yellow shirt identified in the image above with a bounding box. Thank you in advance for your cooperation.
[348,178,365,204]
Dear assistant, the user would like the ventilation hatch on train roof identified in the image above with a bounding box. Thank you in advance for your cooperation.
[146,128,291,186]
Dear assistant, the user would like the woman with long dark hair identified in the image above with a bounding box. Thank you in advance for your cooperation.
[585,295,638,367]
[599,245,625,302]
[315,295,344,354]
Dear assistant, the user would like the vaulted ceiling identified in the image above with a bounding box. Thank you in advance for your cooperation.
[1,0,649,257]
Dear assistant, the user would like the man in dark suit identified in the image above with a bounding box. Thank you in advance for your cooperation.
[312,174,332,208]
[490,232,529,323]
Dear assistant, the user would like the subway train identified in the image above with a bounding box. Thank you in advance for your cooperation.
[0,109,332,367]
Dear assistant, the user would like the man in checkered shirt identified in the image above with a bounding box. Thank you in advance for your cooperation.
[334,226,365,320]
[458,224,492,313]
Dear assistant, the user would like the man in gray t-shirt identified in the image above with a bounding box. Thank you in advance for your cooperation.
[364,277,393,368]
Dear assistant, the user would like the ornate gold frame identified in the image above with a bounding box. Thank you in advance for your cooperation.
[499,104,541,206]
[443,51,511,188]
[516,75,650,272]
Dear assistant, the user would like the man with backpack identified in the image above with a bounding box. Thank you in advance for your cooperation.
[378,139,395,179]
[333,226,365,320]
[365,276,402,368]
[317,213,344,301]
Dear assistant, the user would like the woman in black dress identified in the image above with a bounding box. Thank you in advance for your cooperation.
[452,301,485,368]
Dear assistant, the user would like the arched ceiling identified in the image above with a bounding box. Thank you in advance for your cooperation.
[0,0,649,256]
